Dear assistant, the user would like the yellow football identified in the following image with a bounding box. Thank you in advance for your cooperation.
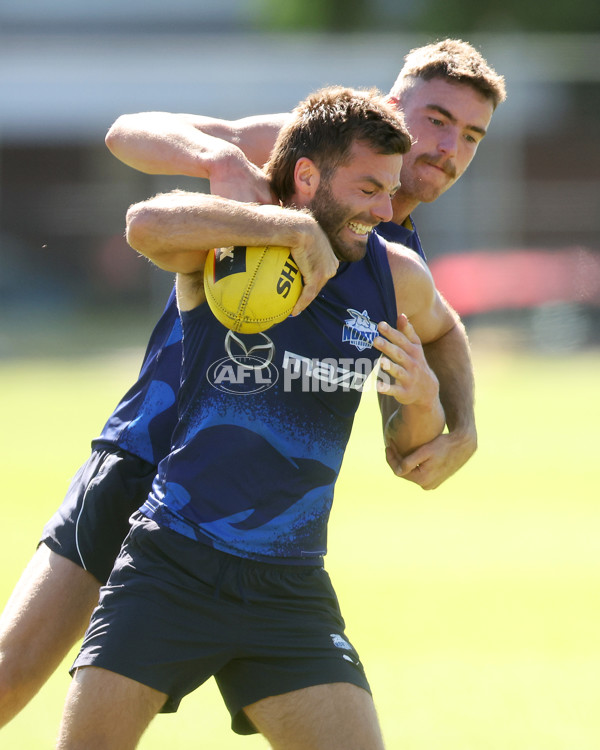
[203,245,303,334]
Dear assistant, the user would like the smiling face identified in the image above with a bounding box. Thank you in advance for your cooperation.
[391,77,495,217]
[308,140,403,263]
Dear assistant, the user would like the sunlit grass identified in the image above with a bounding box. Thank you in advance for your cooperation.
[1,340,599,748]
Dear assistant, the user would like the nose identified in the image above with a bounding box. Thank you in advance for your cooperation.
[438,127,459,157]
[372,193,394,224]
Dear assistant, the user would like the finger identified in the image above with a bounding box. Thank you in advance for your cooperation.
[399,466,437,490]
[401,444,430,471]
[376,319,410,347]
[395,314,421,344]
[373,335,412,369]
[389,451,426,484]
[291,258,338,316]
[376,365,402,398]
[385,445,403,475]
[377,356,419,402]
[395,313,410,332]
[398,467,424,484]
[400,458,426,484]
[387,447,436,489]
[374,322,420,364]
[379,364,423,406]
[378,316,422,349]
[292,282,318,316]
[378,356,396,379]
[378,353,411,380]
[397,457,440,490]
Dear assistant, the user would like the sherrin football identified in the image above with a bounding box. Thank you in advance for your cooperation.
[203,245,303,334]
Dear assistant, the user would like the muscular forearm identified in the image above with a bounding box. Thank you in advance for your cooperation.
[126,191,327,275]
[423,318,476,443]
[106,111,287,179]
[393,320,477,489]
[375,315,446,459]
[107,113,279,205]
[379,312,478,489]
[383,398,445,458]
[106,113,212,176]
[106,112,259,181]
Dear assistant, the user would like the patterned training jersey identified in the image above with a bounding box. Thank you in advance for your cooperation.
[376,215,426,260]
[93,287,182,465]
[141,231,397,565]
[92,216,424,468]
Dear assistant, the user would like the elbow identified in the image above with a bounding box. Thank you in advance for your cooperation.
[105,115,128,156]
[125,202,159,257]
[125,197,189,272]
[105,114,145,160]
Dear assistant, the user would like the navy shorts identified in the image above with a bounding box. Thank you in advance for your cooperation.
[72,513,370,736]
[40,445,157,584]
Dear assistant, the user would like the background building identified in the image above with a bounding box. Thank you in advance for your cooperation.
[1,3,598,352]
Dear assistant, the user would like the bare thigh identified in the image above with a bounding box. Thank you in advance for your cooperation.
[0,544,101,726]
[56,666,167,750]
[244,682,386,750]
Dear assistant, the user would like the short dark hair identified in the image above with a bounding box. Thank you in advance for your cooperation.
[391,39,507,109]
[266,86,412,203]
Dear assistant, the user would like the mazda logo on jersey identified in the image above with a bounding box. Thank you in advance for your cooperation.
[206,331,278,394]
[224,331,275,369]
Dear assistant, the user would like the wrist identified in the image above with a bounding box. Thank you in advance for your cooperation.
[202,141,248,182]
[446,421,478,453]
[385,397,445,444]
[265,206,320,248]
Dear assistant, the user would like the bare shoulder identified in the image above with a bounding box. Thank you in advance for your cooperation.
[383,239,458,344]
[383,239,437,318]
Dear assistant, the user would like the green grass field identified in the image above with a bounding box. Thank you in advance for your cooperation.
[1,335,599,748]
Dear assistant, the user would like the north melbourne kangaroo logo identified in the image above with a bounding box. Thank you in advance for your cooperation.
[342,309,378,351]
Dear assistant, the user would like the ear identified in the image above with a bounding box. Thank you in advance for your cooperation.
[385,94,401,111]
[293,157,321,203]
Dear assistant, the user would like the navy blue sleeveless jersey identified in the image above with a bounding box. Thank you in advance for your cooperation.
[93,287,182,465]
[140,232,397,564]
[376,215,426,261]
[92,216,423,468]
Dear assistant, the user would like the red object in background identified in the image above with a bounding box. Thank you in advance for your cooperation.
[430,247,600,316]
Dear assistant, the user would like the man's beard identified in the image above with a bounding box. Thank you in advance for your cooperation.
[309,179,370,263]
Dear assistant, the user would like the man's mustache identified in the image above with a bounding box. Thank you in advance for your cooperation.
[418,154,457,179]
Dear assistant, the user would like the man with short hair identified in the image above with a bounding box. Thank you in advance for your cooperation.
[105,38,506,485]
[56,83,453,750]
[0,39,505,732]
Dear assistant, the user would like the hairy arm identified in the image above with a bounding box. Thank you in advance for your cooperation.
[376,315,446,458]
[111,113,336,312]
[405,318,477,487]
[106,111,290,203]
[374,244,457,467]
[376,244,477,488]
[125,190,336,310]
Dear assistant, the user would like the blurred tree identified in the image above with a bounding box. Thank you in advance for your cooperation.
[419,0,600,34]
[255,0,600,33]
[255,0,368,31]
